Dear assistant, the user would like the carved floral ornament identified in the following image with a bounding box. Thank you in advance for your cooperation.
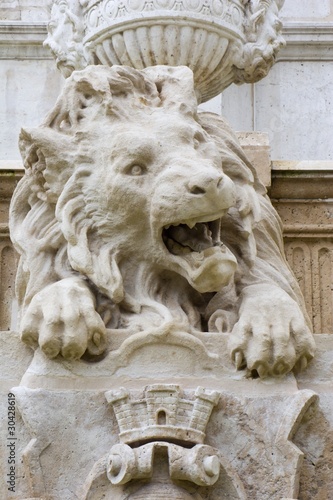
[44,0,285,100]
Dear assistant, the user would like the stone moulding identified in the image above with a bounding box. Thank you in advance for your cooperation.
[0,21,52,60]
[276,22,333,61]
[271,161,333,334]
[3,21,333,62]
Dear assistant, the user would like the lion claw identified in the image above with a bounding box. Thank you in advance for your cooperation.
[293,355,308,374]
[273,361,290,376]
[234,351,245,370]
[255,363,267,379]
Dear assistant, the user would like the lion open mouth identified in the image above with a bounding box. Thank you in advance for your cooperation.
[160,215,237,293]
[162,219,222,256]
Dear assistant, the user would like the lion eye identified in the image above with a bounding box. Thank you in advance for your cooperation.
[128,164,145,176]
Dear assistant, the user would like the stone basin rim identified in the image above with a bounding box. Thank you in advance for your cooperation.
[83,15,246,46]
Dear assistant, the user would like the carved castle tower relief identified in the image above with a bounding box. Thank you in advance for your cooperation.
[4,1,325,498]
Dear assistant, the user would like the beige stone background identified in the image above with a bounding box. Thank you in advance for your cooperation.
[1,0,333,335]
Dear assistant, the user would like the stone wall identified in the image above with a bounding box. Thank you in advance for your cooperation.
[1,0,333,162]
[201,0,333,161]
[0,169,21,331]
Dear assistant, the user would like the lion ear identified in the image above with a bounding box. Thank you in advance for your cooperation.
[19,127,73,165]
[19,127,75,201]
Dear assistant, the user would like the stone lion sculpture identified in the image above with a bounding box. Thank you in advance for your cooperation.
[10,65,315,377]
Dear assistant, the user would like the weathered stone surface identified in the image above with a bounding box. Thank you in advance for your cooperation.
[2,8,333,164]
[220,23,333,162]
[0,0,50,22]
[0,1,20,21]
[294,334,333,500]
[0,170,22,331]
[271,162,333,334]
[9,64,315,378]
[1,331,332,499]
[0,331,32,497]
[237,132,271,187]
[44,0,285,101]
[280,0,331,19]
[3,3,332,499]
[0,58,64,161]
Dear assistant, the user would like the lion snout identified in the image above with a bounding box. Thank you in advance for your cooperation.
[187,172,222,195]
[186,171,236,209]
[152,166,237,221]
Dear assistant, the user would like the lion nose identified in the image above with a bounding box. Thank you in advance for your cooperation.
[186,171,236,209]
[187,172,224,196]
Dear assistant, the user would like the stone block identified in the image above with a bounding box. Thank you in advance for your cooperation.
[237,132,271,188]
[0,1,20,21]
[0,331,331,498]
[0,60,64,161]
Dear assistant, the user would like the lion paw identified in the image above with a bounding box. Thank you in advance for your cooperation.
[228,285,316,378]
[20,278,107,360]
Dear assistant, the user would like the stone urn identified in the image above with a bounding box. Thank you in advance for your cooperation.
[45,0,285,101]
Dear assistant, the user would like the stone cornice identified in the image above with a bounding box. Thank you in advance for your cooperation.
[272,160,333,171]
[271,162,333,243]
[1,21,333,61]
[278,22,333,61]
[0,21,50,59]
[271,161,333,200]
[0,169,23,199]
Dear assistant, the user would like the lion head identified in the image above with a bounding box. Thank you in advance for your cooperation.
[10,65,314,375]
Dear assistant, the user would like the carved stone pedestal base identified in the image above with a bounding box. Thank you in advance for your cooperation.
[1,330,329,499]
[11,382,317,499]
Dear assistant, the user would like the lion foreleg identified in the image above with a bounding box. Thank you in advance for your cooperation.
[228,284,316,378]
[20,277,107,360]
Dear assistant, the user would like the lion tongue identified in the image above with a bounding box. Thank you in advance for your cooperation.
[167,223,213,253]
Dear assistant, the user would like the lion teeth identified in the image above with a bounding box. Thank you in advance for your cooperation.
[186,221,196,229]
[214,241,226,251]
